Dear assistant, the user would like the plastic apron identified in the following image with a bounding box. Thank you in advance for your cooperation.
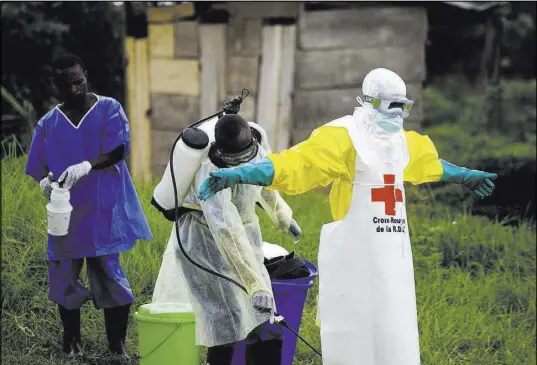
[151,226,193,307]
[317,115,421,365]
[152,132,286,347]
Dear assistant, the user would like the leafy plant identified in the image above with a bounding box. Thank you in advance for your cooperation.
[1,2,126,120]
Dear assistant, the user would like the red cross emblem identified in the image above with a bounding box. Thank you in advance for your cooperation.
[371,174,403,216]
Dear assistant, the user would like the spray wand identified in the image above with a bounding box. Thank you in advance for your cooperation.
[273,315,322,356]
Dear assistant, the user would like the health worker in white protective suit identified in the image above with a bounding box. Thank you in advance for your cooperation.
[151,114,302,365]
[198,68,498,365]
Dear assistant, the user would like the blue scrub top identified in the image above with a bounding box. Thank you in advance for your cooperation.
[25,94,153,259]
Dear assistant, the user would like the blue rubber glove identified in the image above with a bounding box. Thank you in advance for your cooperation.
[440,159,497,199]
[198,157,275,201]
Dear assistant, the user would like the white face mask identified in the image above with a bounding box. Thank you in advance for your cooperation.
[376,115,403,134]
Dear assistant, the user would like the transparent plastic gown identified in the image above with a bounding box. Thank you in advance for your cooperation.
[153,134,294,347]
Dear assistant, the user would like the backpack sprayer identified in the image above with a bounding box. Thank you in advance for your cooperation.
[154,89,322,357]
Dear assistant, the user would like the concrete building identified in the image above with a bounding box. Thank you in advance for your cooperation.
[124,1,503,180]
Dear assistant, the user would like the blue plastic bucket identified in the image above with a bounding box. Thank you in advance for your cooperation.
[231,260,318,365]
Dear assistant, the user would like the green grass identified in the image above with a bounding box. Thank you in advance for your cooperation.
[2,155,536,365]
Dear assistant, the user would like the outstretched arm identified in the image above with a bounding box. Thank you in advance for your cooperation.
[403,130,497,198]
[438,159,497,198]
[199,126,353,201]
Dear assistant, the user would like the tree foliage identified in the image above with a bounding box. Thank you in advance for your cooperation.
[1,2,125,120]
[498,2,536,79]
[426,2,535,81]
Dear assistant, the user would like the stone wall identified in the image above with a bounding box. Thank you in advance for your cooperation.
[145,3,428,176]
[292,5,428,144]
[148,9,201,177]
[222,2,299,123]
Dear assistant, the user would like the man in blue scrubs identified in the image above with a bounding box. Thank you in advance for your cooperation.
[25,54,153,359]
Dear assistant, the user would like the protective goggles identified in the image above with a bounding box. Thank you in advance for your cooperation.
[363,93,414,118]
[211,138,259,167]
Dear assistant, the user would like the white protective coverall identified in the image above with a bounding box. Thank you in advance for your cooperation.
[153,122,295,347]
[317,69,421,365]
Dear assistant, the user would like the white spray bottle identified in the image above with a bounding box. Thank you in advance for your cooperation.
[46,173,73,236]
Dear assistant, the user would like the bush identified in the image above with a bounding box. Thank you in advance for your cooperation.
[421,78,536,222]
[1,2,126,118]
[425,124,536,170]
[422,88,461,127]
[423,79,536,143]
[423,123,536,222]
[496,79,537,141]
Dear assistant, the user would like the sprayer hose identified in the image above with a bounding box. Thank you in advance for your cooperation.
[169,110,249,293]
[168,104,322,358]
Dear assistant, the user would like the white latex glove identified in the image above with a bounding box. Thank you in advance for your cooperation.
[253,290,275,323]
[287,219,302,243]
[58,161,92,189]
[39,172,54,200]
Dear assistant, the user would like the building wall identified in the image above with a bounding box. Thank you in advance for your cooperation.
[144,3,428,177]
[292,5,428,144]
[147,2,299,177]
[147,5,201,177]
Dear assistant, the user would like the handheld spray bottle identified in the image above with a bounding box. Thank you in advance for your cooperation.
[46,172,73,236]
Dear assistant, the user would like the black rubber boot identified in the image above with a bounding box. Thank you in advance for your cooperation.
[58,305,84,357]
[206,343,236,365]
[245,339,283,365]
[104,304,131,358]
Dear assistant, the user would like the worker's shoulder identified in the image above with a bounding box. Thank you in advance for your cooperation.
[96,95,123,110]
[313,115,354,136]
[41,107,59,120]
[402,129,428,139]
[36,107,60,127]
[247,121,265,132]
[320,115,354,130]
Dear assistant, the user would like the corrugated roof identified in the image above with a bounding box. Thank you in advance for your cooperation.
[144,1,508,13]
[443,1,507,12]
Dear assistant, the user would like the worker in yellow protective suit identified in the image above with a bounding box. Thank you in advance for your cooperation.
[198,68,497,365]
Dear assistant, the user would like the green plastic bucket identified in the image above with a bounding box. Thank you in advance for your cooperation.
[135,303,200,365]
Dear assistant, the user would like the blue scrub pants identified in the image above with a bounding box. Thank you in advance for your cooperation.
[47,254,134,310]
